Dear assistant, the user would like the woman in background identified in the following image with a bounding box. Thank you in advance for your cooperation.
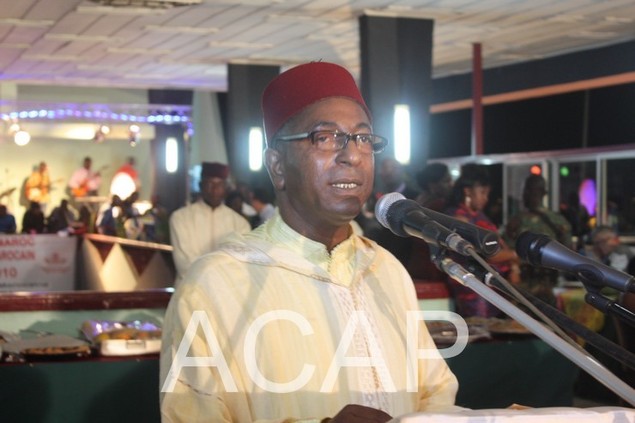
[445,163,520,317]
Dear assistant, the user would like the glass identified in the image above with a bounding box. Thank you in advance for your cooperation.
[557,160,596,245]
[605,157,635,236]
[275,130,387,154]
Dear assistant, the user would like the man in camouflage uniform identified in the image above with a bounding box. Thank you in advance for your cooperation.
[504,174,572,305]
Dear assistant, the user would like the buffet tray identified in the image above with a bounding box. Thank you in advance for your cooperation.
[81,320,162,356]
[98,338,161,356]
[1,334,91,361]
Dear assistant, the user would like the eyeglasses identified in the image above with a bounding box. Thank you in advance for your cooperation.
[275,130,387,154]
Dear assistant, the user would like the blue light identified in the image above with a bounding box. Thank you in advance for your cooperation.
[4,105,191,131]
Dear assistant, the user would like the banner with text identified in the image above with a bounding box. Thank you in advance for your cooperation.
[0,234,77,291]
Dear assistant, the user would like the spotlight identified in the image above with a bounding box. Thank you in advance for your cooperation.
[8,122,20,134]
[128,124,141,146]
[14,130,31,146]
[93,124,110,143]
[7,121,30,146]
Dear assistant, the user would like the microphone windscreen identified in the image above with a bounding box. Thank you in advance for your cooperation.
[374,192,405,229]
[516,231,550,265]
[515,231,535,260]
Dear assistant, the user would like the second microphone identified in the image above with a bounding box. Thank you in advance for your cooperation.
[375,192,501,257]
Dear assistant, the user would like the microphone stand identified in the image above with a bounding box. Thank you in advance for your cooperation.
[436,254,635,407]
[583,284,635,329]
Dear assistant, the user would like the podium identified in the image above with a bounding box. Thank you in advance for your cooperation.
[393,406,635,422]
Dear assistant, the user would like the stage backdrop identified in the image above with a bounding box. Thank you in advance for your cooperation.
[0,234,76,292]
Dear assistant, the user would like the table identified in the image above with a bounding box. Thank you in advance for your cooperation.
[446,337,580,409]
[0,356,160,423]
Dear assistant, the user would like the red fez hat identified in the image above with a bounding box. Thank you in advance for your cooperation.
[201,162,229,179]
[261,61,370,144]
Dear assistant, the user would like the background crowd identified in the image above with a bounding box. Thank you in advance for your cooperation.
[2,154,634,314]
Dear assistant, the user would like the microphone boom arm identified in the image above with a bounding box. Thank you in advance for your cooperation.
[438,255,635,407]
[584,285,635,328]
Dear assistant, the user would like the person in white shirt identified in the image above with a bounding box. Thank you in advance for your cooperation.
[68,156,103,197]
[160,62,458,423]
[169,162,252,283]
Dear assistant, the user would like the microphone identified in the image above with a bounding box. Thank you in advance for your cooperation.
[375,192,500,257]
[516,231,635,293]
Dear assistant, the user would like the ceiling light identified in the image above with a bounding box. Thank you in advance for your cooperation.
[0,18,54,27]
[569,31,617,40]
[267,13,340,24]
[88,0,201,9]
[128,124,141,146]
[145,25,219,34]
[604,16,633,24]
[208,41,273,49]
[23,54,86,62]
[0,43,30,49]
[123,73,172,79]
[76,5,167,15]
[107,47,172,55]
[44,34,122,42]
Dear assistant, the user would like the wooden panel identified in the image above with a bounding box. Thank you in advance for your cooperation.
[0,289,173,312]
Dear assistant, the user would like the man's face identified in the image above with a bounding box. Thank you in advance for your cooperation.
[433,173,453,198]
[594,233,619,257]
[272,97,375,230]
[200,177,226,208]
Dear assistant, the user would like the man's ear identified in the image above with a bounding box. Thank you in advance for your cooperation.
[264,148,285,191]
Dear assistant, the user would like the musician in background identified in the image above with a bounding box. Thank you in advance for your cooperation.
[110,156,140,200]
[25,161,51,212]
[68,157,102,197]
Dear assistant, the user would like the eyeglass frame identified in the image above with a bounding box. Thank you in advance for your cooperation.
[273,130,388,154]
